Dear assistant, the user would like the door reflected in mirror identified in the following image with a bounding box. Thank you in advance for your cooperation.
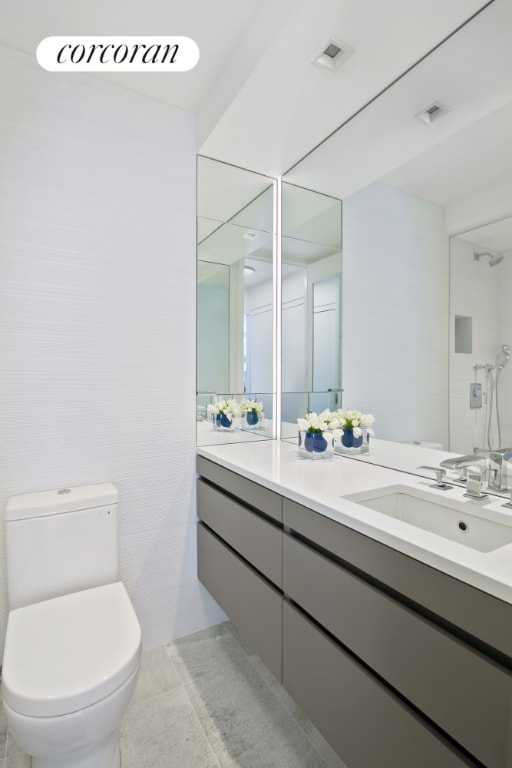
[197,156,276,445]
[281,183,342,439]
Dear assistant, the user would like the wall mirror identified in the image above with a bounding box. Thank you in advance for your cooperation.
[280,183,342,439]
[196,156,276,445]
[450,216,512,458]
[281,0,512,490]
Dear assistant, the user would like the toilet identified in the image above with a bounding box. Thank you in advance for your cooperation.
[1,483,142,768]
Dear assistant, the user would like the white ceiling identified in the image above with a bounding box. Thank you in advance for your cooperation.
[285,0,512,201]
[0,0,494,177]
[379,99,512,209]
[201,0,491,176]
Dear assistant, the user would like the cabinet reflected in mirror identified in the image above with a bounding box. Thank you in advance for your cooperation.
[281,183,342,439]
[197,156,276,445]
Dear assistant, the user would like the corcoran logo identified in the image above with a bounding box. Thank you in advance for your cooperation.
[36,36,200,72]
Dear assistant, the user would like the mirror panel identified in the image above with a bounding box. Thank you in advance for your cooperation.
[197,156,276,445]
[281,183,342,438]
[280,0,512,493]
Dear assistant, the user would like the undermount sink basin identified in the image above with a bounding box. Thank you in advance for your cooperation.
[346,485,512,552]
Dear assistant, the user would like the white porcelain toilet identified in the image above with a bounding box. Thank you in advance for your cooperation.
[1,483,142,768]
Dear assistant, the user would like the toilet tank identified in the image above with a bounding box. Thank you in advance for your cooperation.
[5,483,119,610]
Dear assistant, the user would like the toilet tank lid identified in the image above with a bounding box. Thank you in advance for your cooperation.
[5,483,118,521]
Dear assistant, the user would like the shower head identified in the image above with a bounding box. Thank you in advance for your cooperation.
[499,344,512,369]
[473,251,504,267]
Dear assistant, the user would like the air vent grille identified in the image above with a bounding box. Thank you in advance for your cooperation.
[415,101,449,125]
[312,38,353,73]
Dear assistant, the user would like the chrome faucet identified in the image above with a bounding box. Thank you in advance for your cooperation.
[416,466,452,490]
[440,454,487,480]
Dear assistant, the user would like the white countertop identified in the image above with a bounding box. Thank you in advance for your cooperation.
[197,438,512,605]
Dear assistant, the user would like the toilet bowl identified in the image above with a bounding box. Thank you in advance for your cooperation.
[1,484,142,768]
[2,582,141,768]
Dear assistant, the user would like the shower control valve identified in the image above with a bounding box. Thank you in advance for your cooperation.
[470,382,482,409]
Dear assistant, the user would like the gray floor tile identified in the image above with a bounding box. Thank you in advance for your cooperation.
[224,620,257,658]
[0,704,7,760]
[0,623,348,768]
[4,735,30,768]
[5,754,30,768]
[185,657,331,768]
[121,687,221,768]
[248,656,348,768]
[130,644,182,706]
[167,622,248,685]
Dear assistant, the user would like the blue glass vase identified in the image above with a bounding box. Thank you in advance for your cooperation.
[246,411,259,427]
[214,413,232,429]
[341,429,363,449]
[299,431,333,459]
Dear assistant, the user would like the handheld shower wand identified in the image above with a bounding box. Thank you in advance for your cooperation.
[499,344,511,369]
[495,344,511,448]
[481,344,511,450]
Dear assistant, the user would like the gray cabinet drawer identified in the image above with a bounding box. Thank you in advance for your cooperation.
[197,478,282,588]
[283,497,512,659]
[198,522,283,681]
[283,602,477,768]
[197,457,282,522]
[283,534,512,768]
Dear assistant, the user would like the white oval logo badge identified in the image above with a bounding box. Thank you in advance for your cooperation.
[36,36,200,72]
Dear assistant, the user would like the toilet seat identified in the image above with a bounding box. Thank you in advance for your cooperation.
[2,582,141,718]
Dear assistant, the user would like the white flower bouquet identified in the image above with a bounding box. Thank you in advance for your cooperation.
[240,398,264,427]
[207,398,242,429]
[335,409,375,439]
[333,408,375,454]
[297,409,342,439]
[297,409,342,460]
[241,398,264,414]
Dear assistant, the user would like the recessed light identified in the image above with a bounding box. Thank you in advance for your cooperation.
[415,101,449,125]
[243,231,258,240]
[312,38,353,73]
[243,266,256,277]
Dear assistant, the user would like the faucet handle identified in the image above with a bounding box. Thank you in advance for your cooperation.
[463,465,488,499]
[416,466,452,490]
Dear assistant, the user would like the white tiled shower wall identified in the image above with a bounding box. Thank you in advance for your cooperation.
[0,46,225,656]
[449,237,512,454]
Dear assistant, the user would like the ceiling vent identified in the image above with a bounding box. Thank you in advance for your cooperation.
[312,38,353,73]
[415,101,449,125]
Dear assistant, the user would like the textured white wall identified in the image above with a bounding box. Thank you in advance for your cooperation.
[342,182,449,447]
[0,45,225,653]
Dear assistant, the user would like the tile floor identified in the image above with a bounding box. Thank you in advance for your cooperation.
[0,621,348,768]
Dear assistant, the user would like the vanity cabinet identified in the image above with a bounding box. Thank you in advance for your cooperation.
[197,457,512,768]
[196,457,283,681]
